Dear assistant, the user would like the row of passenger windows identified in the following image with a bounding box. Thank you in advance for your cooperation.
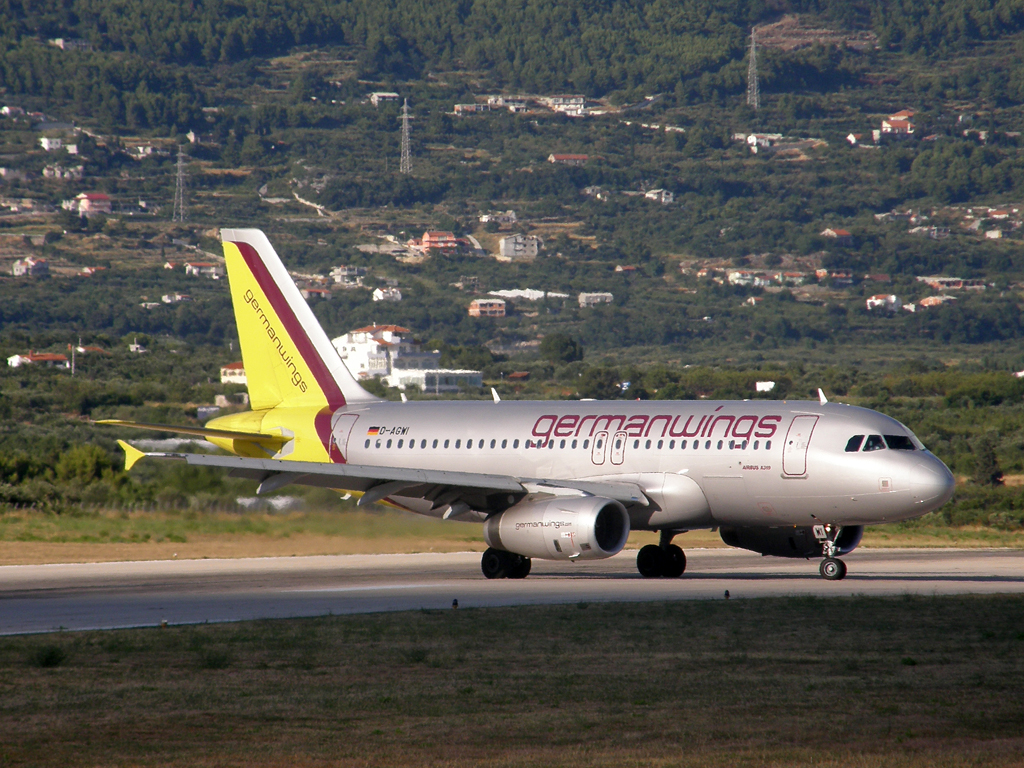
[364,436,773,451]
[844,434,916,453]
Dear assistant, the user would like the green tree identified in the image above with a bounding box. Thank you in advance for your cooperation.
[972,434,1003,486]
[577,367,621,400]
[540,332,583,363]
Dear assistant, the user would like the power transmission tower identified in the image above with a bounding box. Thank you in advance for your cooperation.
[746,27,760,111]
[399,98,412,174]
[173,145,188,222]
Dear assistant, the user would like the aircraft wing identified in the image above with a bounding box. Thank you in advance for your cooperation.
[117,442,648,512]
[95,419,288,447]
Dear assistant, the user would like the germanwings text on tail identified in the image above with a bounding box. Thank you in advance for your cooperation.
[103,229,955,582]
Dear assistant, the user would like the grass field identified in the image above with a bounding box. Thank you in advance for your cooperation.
[1,595,1022,766]
[0,508,1021,565]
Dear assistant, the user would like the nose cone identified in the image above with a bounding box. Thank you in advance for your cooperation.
[911,459,956,510]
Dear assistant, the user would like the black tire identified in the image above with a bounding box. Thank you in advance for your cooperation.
[637,544,666,578]
[508,556,532,579]
[663,545,686,578]
[481,548,510,579]
[819,557,846,581]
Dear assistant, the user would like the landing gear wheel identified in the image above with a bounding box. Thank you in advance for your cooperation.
[481,548,511,579]
[508,555,532,579]
[663,545,686,578]
[637,544,666,578]
[819,557,847,581]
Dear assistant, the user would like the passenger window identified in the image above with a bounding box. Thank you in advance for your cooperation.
[765,440,772,450]
[728,440,735,449]
[420,440,426,448]
[862,435,885,452]
[705,440,711,449]
[717,440,723,449]
[513,439,519,448]
[571,439,577,449]
[884,435,915,451]
[397,439,403,448]
[583,439,589,449]
[501,439,507,448]
[597,439,603,449]
[669,440,675,449]
[490,439,496,449]
[845,435,865,453]
[645,440,651,449]
[548,440,554,449]
[741,440,747,449]
[375,439,381,448]
[657,440,663,449]
[410,441,415,449]
[386,439,392,448]
[468,441,474,450]
[680,440,687,449]
[433,439,439,448]
[455,439,461,448]
[364,439,370,448]
[632,439,639,449]
[444,439,449,448]
[559,439,565,448]
[753,440,759,450]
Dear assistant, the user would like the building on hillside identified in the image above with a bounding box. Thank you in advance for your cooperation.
[62,192,112,216]
[72,344,110,356]
[48,37,92,51]
[454,103,491,114]
[161,293,191,303]
[331,325,440,379]
[866,294,902,312]
[498,233,542,259]
[128,337,147,353]
[220,361,247,385]
[543,95,586,115]
[881,119,914,135]
[330,265,368,286]
[43,164,84,180]
[7,351,69,368]
[821,227,853,246]
[547,153,588,166]
[39,137,63,151]
[184,262,224,279]
[369,92,400,107]
[916,276,986,291]
[889,109,916,121]
[79,266,105,276]
[420,231,459,251]
[479,210,517,224]
[300,287,332,300]
[578,292,614,308]
[644,189,674,204]
[468,299,506,317]
[12,257,48,277]
[727,270,769,287]
[372,287,402,302]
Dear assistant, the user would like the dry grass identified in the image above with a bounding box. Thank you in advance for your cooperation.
[1,595,1022,766]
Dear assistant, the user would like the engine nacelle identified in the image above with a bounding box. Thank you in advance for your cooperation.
[719,525,864,559]
[483,496,630,561]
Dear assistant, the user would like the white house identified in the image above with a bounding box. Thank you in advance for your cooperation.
[384,368,483,393]
[498,233,542,259]
[644,189,674,204]
[578,292,614,308]
[372,287,402,302]
[7,351,69,368]
[39,137,63,151]
[370,92,400,107]
[220,361,247,385]
[184,262,224,279]
[12,257,48,277]
[331,324,439,379]
[866,294,902,312]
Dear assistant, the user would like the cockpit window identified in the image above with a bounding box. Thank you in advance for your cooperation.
[884,435,915,451]
[845,435,865,452]
[862,434,886,452]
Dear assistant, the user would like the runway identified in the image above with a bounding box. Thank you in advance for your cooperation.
[1,548,1021,635]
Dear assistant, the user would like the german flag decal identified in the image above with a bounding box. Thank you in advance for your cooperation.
[366,427,380,436]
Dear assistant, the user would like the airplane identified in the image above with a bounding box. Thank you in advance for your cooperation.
[103,228,956,582]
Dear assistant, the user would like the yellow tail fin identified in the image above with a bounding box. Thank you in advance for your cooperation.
[220,229,379,411]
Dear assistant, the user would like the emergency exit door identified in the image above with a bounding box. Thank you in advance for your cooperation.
[782,415,818,476]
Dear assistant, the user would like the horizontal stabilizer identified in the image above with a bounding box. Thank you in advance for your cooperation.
[95,419,287,447]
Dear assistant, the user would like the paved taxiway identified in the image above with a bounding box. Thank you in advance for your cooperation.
[1,548,1021,635]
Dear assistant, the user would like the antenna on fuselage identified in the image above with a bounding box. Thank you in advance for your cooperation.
[818,388,829,405]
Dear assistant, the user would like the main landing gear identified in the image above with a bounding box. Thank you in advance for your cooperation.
[481,548,532,579]
[636,531,686,578]
[815,524,848,581]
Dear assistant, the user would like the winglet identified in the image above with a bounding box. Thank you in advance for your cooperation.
[818,388,829,405]
[491,387,501,403]
[118,440,146,471]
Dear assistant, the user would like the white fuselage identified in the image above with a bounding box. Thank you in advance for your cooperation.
[310,398,955,531]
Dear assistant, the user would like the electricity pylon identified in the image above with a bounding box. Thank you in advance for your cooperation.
[746,28,760,111]
[399,99,412,174]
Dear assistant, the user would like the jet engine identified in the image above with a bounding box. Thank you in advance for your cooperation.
[483,496,630,561]
[719,525,864,558]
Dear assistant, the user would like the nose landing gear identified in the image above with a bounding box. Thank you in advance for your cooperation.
[636,530,686,578]
[814,524,848,581]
